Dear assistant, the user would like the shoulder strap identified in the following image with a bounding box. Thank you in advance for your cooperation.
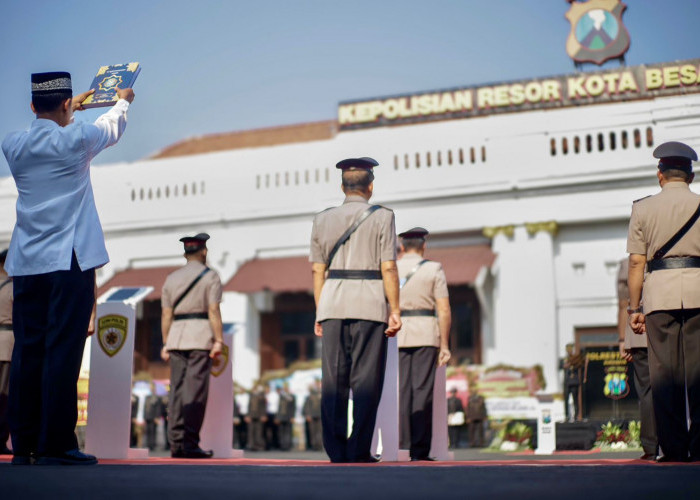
[173,267,210,310]
[400,259,429,289]
[0,279,10,294]
[326,205,382,268]
[653,200,700,260]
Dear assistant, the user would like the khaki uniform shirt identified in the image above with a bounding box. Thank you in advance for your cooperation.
[627,182,700,313]
[310,195,397,323]
[0,277,13,361]
[162,261,222,351]
[617,258,647,349]
[397,253,449,348]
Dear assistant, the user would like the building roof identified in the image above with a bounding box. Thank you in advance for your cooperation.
[223,244,495,294]
[97,266,180,301]
[150,120,337,159]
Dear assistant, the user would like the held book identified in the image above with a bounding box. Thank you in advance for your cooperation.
[81,62,141,109]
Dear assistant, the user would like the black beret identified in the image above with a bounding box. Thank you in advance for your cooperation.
[31,72,72,95]
[179,233,210,253]
[336,157,379,171]
[399,227,429,239]
[653,141,697,172]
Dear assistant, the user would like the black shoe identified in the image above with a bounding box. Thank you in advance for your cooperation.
[11,454,34,465]
[410,456,437,462]
[171,448,185,458]
[0,446,12,455]
[354,455,380,463]
[655,455,688,463]
[182,448,214,459]
[35,449,97,466]
[639,453,657,461]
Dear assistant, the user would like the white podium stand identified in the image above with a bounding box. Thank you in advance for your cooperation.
[371,336,410,462]
[429,365,454,461]
[200,331,244,458]
[535,395,556,455]
[85,287,153,459]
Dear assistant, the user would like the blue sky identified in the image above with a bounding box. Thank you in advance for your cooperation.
[1,0,698,175]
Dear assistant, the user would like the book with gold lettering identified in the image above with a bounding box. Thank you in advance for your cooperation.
[82,62,141,109]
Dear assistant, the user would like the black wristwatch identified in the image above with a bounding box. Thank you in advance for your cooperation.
[626,306,642,315]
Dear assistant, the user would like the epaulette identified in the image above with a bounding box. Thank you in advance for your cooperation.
[633,195,651,203]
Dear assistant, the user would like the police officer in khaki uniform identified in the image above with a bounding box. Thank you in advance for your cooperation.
[627,141,700,462]
[160,233,223,459]
[396,227,451,461]
[617,258,657,461]
[0,249,13,455]
[310,157,401,463]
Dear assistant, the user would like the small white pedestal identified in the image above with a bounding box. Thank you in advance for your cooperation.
[85,287,152,459]
[429,365,454,461]
[371,336,410,462]
[200,331,244,459]
[535,395,556,455]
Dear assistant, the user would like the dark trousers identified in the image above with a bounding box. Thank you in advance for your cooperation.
[631,347,658,455]
[399,346,438,459]
[646,309,700,459]
[564,384,579,421]
[278,420,292,450]
[234,419,247,449]
[145,420,157,450]
[308,418,323,450]
[247,419,265,451]
[448,425,462,449]
[9,254,94,456]
[321,319,387,463]
[265,414,279,449]
[0,361,10,449]
[168,350,212,452]
[469,420,485,448]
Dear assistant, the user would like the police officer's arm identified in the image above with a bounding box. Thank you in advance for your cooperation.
[312,262,327,337]
[381,260,401,337]
[208,278,224,359]
[616,262,633,362]
[628,254,647,334]
[160,307,173,362]
[436,297,452,366]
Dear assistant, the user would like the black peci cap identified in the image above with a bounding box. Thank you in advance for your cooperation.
[31,72,72,96]
[336,157,379,171]
[179,233,210,254]
[653,141,698,172]
[399,227,429,239]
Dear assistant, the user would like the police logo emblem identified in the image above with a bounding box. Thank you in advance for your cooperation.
[97,314,128,358]
[565,0,630,66]
[211,343,229,378]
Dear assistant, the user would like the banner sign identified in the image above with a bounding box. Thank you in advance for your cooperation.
[338,59,700,130]
[582,346,638,419]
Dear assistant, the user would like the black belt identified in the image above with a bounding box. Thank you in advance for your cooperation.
[647,257,700,273]
[0,324,12,331]
[401,309,436,317]
[327,270,382,280]
[173,313,208,321]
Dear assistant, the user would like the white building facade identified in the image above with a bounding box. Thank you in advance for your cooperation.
[1,59,699,391]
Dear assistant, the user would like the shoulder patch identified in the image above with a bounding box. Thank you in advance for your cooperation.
[374,204,393,213]
[633,195,651,203]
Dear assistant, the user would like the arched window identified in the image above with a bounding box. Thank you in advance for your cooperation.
[550,138,556,156]
[609,132,616,151]
[646,127,653,147]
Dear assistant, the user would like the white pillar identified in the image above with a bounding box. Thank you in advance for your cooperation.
[429,366,454,460]
[199,331,244,458]
[85,302,148,459]
[535,395,556,455]
[487,223,558,391]
[371,336,410,462]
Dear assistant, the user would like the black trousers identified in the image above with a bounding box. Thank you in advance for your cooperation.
[9,253,94,456]
[564,384,579,421]
[145,420,157,450]
[247,419,265,451]
[265,414,279,449]
[308,417,323,450]
[321,319,387,463]
[469,420,485,448]
[448,425,462,449]
[631,348,658,455]
[168,350,212,452]
[0,360,10,448]
[399,346,438,459]
[646,309,700,459]
[278,420,293,450]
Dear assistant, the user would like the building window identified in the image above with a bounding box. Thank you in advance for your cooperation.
[404,154,409,169]
[609,132,616,151]
[139,188,144,200]
[415,153,421,168]
[470,147,476,163]
[586,134,592,153]
[597,133,604,152]
[634,129,641,148]
[183,184,188,196]
[437,151,442,166]
[562,137,569,155]
[646,127,654,147]
[131,189,136,201]
[315,169,320,183]
[621,131,629,149]
[394,155,398,170]
[200,181,205,194]
[275,173,280,187]
[481,146,486,162]
[285,172,289,186]
[156,188,161,199]
[265,174,270,188]
[459,148,464,164]
[165,186,170,198]
[448,150,453,165]
[295,171,299,185]
[174,185,179,197]
[325,168,330,182]
[305,170,309,184]
[426,152,432,167]
[574,136,580,154]
[192,182,197,194]
[256,175,260,189]
[550,138,556,156]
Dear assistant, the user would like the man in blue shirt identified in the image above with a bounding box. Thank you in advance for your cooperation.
[1,72,134,465]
